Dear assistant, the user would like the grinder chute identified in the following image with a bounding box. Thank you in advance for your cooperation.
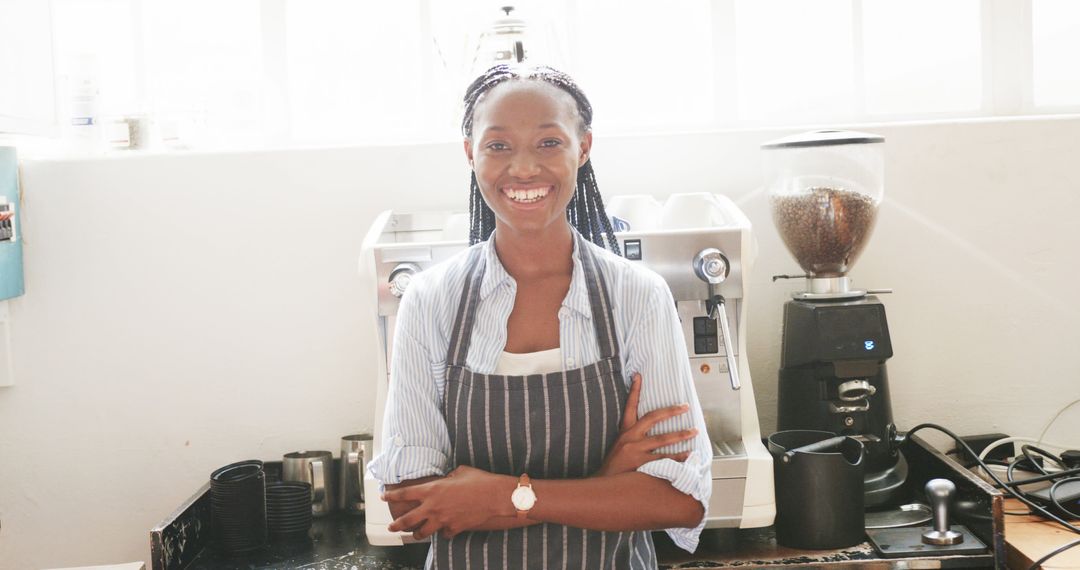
[763,130,907,508]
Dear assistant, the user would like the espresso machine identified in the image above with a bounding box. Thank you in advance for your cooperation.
[763,130,907,508]
[359,193,775,545]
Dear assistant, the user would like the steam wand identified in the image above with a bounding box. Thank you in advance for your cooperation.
[694,248,740,391]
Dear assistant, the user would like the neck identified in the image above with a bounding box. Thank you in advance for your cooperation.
[491,223,574,279]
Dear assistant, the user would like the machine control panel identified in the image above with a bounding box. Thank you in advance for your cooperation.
[693,316,719,354]
[780,298,893,367]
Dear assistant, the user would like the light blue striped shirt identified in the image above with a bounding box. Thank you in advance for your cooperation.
[368,232,713,552]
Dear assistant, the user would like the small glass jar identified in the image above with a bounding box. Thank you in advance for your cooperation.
[762,130,884,279]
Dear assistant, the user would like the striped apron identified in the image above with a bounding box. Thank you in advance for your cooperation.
[429,234,658,569]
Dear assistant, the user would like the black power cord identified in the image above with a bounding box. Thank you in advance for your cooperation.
[903,423,1080,570]
[1049,477,1080,519]
[994,466,1080,489]
[1028,537,1080,570]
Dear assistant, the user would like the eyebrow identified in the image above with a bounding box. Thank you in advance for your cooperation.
[483,123,564,132]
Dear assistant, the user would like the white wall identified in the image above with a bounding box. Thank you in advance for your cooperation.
[1,117,1078,568]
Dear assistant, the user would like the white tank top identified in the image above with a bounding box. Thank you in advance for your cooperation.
[494,347,563,375]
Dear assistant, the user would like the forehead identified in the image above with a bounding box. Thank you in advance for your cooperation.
[472,80,581,135]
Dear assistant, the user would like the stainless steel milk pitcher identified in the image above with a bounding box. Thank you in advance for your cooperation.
[283,450,335,517]
[338,433,373,514]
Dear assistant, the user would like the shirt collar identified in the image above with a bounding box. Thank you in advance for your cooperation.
[478,231,593,321]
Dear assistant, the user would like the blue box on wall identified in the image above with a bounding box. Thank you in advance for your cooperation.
[0,147,24,300]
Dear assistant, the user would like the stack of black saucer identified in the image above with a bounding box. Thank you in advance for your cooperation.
[210,460,267,554]
[266,481,313,542]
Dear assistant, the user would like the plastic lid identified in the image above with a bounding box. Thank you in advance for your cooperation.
[761,130,884,150]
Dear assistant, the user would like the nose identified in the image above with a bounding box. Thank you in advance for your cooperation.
[508,150,541,178]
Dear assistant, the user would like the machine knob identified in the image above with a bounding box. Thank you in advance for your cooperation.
[693,248,730,284]
[922,479,964,545]
[388,263,422,298]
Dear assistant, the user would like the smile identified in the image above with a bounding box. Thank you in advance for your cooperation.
[501,185,551,204]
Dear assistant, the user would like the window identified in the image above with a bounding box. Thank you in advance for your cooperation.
[575,0,715,131]
[734,0,854,122]
[1032,0,1080,108]
[862,0,982,116]
[16,0,1080,148]
[0,0,56,135]
[142,0,264,147]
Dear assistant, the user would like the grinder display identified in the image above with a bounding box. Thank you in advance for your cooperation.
[763,130,907,508]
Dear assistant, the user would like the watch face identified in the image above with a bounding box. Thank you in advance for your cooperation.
[511,486,537,510]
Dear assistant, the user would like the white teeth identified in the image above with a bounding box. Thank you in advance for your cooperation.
[504,186,549,203]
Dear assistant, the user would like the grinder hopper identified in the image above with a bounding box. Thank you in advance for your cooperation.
[762,130,884,298]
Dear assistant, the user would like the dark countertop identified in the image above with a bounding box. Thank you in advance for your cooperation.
[184,514,428,570]
[153,437,1003,569]
[181,514,992,570]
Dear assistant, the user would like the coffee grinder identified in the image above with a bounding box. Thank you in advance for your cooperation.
[762,130,906,507]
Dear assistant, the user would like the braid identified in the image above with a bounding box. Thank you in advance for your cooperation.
[573,174,588,240]
[468,174,483,245]
[463,64,621,255]
[583,162,621,255]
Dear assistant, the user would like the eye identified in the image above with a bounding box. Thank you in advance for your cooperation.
[485,141,509,151]
[540,139,562,148]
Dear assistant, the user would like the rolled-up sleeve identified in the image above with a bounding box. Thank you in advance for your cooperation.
[625,278,713,553]
[366,280,452,487]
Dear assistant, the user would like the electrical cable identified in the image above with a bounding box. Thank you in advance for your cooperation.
[1021,445,1065,476]
[978,436,1075,463]
[1049,477,1080,519]
[992,466,1080,489]
[904,423,1080,569]
[1037,398,1080,445]
[904,424,1080,534]
[1027,537,1080,570]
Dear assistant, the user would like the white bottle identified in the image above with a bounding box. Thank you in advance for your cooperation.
[67,54,102,153]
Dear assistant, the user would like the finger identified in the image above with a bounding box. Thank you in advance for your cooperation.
[654,451,692,462]
[382,482,430,503]
[622,374,642,431]
[646,428,699,450]
[389,509,426,533]
[382,488,413,503]
[442,524,463,540]
[631,403,690,436]
[413,519,441,541]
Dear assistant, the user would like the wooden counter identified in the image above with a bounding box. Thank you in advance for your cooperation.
[1004,498,1080,569]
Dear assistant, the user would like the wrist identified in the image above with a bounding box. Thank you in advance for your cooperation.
[497,474,519,518]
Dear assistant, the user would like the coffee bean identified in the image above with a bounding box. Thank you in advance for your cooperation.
[770,187,878,277]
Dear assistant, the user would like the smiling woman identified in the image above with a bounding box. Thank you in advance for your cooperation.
[366,64,714,570]
[462,66,621,255]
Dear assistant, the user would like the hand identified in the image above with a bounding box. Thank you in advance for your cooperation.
[383,465,515,540]
[595,373,698,477]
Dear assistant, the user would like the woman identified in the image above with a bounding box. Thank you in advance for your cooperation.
[368,65,713,569]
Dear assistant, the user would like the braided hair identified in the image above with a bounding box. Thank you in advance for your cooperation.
[463,64,621,256]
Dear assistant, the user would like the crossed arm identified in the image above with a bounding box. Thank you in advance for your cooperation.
[382,374,706,540]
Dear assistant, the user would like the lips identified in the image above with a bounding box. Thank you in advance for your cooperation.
[501,185,552,204]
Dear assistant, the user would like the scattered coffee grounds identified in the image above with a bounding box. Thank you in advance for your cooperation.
[770,187,878,277]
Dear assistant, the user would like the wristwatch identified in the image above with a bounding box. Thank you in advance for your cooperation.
[511,473,537,518]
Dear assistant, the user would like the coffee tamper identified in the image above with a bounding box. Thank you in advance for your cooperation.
[922,478,963,545]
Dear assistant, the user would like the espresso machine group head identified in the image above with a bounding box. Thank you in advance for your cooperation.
[762,130,907,507]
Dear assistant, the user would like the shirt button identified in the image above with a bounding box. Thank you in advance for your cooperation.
[393,435,404,447]
[566,358,575,366]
